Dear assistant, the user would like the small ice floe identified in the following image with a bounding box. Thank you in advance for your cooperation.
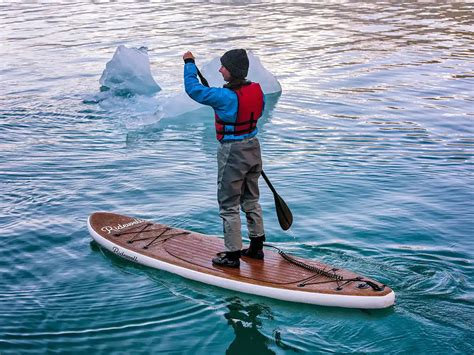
[99,45,161,96]
[157,51,282,120]
[200,51,282,95]
[83,45,161,105]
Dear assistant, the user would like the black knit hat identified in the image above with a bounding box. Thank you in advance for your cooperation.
[220,49,249,79]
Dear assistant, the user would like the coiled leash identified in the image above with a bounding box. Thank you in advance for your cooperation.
[263,244,385,292]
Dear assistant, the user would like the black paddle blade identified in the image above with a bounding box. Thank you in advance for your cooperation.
[261,170,293,231]
[274,193,293,231]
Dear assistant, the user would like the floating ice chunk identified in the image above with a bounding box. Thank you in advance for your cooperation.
[99,45,161,96]
[200,51,281,94]
[156,51,281,118]
[159,92,210,119]
[156,51,281,119]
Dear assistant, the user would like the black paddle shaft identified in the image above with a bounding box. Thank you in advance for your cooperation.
[260,170,277,195]
[196,68,210,88]
[195,66,293,231]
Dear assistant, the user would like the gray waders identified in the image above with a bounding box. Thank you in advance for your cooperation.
[217,137,265,252]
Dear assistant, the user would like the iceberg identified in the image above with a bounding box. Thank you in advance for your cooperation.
[99,45,161,96]
[159,92,209,119]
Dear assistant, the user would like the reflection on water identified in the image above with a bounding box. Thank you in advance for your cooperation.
[225,298,275,355]
[224,297,301,354]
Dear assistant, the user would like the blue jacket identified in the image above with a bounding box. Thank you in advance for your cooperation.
[184,61,263,142]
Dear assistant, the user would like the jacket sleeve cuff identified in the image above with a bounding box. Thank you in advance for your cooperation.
[184,58,195,64]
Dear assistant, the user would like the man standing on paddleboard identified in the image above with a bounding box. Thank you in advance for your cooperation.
[183,49,266,268]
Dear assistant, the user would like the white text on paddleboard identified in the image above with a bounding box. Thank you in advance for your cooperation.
[101,218,144,234]
[112,247,138,262]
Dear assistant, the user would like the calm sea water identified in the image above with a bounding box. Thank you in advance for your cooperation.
[1,1,473,354]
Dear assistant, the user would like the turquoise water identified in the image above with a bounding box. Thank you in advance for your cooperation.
[1,2,473,353]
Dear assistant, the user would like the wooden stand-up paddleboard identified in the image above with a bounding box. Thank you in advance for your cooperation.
[88,212,395,309]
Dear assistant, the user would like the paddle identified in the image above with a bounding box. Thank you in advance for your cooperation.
[260,171,293,231]
[194,66,293,231]
[196,68,209,87]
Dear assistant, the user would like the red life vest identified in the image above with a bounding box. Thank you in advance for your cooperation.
[214,82,264,141]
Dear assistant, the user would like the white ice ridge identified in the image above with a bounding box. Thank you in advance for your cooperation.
[99,45,161,96]
[201,51,282,94]
[159,51,282,119]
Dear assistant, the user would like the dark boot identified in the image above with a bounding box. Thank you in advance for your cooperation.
[212,250,240,268]
[241,235,265,260]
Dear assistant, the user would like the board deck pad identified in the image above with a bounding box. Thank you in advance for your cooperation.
[88,212,394,307]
